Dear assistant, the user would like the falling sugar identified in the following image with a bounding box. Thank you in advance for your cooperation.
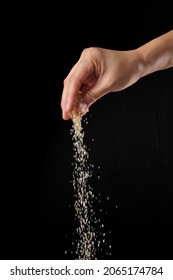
[70,112,97,259]
[68,92,111,259]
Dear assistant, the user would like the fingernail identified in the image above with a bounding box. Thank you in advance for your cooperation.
[79,102,88,114]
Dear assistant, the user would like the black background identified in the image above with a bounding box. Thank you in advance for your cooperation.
[1,1,173,260]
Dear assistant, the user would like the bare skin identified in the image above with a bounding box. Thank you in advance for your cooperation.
[61,30,173,120]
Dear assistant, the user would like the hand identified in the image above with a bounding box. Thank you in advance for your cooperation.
[61,47,140,120]
[61,30,173,120]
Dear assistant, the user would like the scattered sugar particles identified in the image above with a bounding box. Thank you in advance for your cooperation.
[66,108,112,260]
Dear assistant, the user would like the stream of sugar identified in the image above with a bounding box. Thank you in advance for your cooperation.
[69,112,111,259]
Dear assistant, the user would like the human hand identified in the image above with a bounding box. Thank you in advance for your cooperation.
[61,47,141,120]
[61,30,173,121]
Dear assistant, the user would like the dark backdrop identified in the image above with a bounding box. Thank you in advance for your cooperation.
[1,1,173,260]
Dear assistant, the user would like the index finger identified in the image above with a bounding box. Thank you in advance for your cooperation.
[61,58,94,120]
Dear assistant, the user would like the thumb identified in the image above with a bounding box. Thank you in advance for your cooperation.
[79,85,108,115]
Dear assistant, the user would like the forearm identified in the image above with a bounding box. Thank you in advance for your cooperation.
[136,30,173,78]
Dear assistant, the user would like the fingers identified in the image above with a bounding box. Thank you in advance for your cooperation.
[61,58,95,120]
[61,71,110,120]
[81,82,109,110]
[61,63,79,120]
[78,90,96,117]
[61,47,112,120]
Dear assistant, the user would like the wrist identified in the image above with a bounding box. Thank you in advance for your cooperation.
[135,30,173,79]
[133,48,148,79]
